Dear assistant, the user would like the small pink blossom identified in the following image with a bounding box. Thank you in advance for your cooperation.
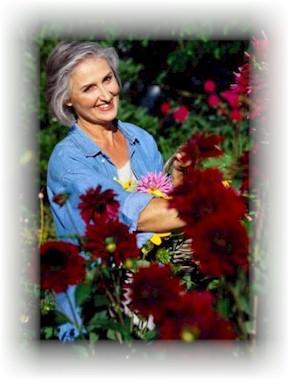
[207,94,220,108]
[173,106,189,123]
[137,172,173,197]
[220,90,240,108]
[203,80,216,93]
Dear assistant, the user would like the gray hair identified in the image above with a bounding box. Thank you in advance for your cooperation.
[45,41,121,126]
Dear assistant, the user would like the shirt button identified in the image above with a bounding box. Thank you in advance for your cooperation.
[101,158,105,163]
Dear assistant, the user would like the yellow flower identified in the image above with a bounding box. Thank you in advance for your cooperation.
[150,232,171,246]
[114,178,137,191]
[222,179,232,188]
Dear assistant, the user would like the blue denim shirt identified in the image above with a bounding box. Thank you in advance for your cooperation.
[46,120,163,341]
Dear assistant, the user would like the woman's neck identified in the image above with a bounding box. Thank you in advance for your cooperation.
[77,118,118,145]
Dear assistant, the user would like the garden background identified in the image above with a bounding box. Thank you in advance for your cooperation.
[19,27,269,350]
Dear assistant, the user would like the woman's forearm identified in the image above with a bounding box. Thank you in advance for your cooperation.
[137,197,185,233]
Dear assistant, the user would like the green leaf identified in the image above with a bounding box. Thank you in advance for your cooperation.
[207,279,220,290]
[75,284,92,306]
[93,294,110,307]
[143,330,158,341]
[216,298,231,319]
[89,332,99,343]
[107,329,117,341]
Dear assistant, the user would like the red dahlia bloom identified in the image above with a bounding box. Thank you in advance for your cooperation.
[179,133,224,166]
[203,80,216,93]
[160,101,171,115]
[79,185,119,225]
[158,291,237,340]
[84,220,139,265]
[169,168,246,225]
[207,94,220,108]
[188,212,249,277]
[127,263,184,321]
[173,106,189,123]
[230,109,243,122]
[40,241,85,293]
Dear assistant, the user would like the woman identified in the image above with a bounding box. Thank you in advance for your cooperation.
[46,41,189,340]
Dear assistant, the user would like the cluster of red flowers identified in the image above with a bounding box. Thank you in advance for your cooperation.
[41,186,139,293]
[169,135,249,278]
[160,102,189,123]
[79,186,139,265]
[204,34,268,123]
[127,263,237,340]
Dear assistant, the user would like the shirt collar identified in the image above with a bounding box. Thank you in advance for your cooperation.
[69,120,139,157]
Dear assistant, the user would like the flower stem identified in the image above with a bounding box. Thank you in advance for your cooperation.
[39,195,44,244]
[64,290,86,341]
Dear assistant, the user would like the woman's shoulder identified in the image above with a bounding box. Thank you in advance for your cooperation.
[47,133,83,176]
[118,120,156,142]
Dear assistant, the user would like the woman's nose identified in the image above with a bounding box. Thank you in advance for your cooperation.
[98,86,112,102]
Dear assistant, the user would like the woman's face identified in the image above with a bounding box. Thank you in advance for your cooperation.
[66,57,120,126]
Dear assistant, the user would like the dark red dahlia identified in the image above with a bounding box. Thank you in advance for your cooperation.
[158,290,237,340]
[169,168,246,225]
[188,212,249,277]
[84,220,139,265]
[40,241,85,293]
[178,133,224,167]
[128,263,184,321]
[160,101,171,115]
[78,185,119,225]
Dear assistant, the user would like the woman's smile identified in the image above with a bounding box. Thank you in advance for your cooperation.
[66,57,120,127]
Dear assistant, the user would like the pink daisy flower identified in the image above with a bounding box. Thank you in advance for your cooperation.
[137,172,173,198]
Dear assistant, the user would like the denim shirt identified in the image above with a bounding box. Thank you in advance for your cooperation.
[46,120,163,341]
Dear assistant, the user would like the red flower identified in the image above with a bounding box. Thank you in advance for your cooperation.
[188,212,249,277]
[40,241,85,293]
[179,133,224,166]
[79,185,119,225]
[203,80,216,93]
[231,60,251,95]
[220,90,240,108]
[158,291,237,340]
[84,220,139,265]
[207,94,220,108]
[160,101,171,115]
[169,168,246,225]
[173,106,189,123]
[230,109,243,122]
[127,263,184,320]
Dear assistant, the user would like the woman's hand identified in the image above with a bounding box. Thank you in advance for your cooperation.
[171,150,192,187]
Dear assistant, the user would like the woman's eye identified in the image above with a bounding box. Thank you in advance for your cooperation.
[83,85,94,93]
[104,75,112,82]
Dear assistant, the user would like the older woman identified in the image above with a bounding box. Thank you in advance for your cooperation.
[46,41,188,340]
